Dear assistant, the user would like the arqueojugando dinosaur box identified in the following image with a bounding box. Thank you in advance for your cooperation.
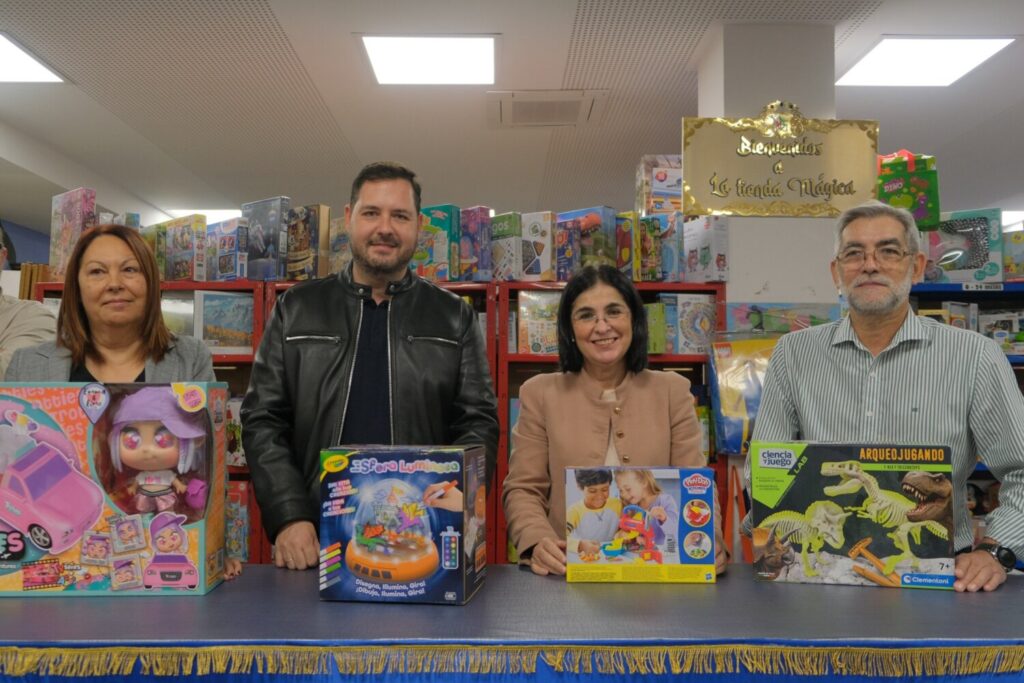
[750,442,954,590]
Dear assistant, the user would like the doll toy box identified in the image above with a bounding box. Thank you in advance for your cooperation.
[0,382,229,596]
[318,445,487,605]
[749,442,954,590]
[564,466,716,583]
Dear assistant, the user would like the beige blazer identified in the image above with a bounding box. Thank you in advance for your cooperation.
[502,368,704,560]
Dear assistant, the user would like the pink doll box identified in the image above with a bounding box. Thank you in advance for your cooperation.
[0,382,228,596]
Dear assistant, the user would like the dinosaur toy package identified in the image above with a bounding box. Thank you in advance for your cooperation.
[565,466,716,583]
[750,442,954,590]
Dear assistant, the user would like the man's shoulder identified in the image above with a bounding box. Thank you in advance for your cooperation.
[0,294,56,320]
[917,315,1001,354]
[406,277,467,307]
[775,320,842,350]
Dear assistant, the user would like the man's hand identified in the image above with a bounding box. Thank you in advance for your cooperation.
[714,521,728,575]
[954,550,1007,592]
[529,537,567,576]
[273,521,319,570]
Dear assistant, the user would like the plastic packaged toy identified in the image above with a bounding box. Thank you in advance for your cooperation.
[565,466,716,583]
[0,382,228,595]
[318,445,487,604]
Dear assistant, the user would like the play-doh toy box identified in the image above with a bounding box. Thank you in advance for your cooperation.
[319,445,487,605]
[565,466,716,583]
[750,442,954,590]
[0,382,228,595]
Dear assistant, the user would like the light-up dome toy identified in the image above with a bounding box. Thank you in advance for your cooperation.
[345,478,439,583]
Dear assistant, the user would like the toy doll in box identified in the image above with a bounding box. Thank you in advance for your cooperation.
[106,386,207,518]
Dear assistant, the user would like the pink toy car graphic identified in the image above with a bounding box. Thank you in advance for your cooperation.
[0,443,104,554]
[144,554,198,589]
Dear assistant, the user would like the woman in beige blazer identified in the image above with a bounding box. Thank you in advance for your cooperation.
[502,265,726,576]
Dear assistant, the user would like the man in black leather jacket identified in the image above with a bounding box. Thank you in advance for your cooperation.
[241,162,498,570]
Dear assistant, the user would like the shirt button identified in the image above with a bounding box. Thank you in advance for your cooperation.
[616,430,625,438]
[613,406,622,414]
[622,455,630,462]
[866,411,874,417]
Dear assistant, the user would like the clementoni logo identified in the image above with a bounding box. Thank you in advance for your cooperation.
[683,473,712,492]
[759,448,797,469]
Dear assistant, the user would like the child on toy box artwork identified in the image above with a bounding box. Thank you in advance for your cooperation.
[106,387,207,520]
[614,470,679,545]
[566,469,623,559]
[150,512,189,555]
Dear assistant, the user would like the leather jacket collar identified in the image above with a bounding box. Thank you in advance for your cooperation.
[339,263,416,299]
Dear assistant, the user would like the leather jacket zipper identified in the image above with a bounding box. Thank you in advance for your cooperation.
[406,335,458,346]
[286,335,341,343]
[333,304,363,445]
[387,303,395,444]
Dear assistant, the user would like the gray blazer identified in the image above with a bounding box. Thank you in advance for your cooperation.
[3,336,215,383]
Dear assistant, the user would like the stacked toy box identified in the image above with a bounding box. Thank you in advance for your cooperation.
[242,196,291,280]
[682,216,729,283]
[559,206,616,269]
[459,206,492,281]
[202,218,249,281]
[0,382,228,595]
[286,204,331,280]
[520,211,555,281]
[565,466,716,583]
[318,445,487,604]
[49,188,97,281]
[490,212,522,281]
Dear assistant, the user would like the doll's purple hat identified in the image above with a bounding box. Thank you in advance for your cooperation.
[112,387,205,439]
[149,512,187,538]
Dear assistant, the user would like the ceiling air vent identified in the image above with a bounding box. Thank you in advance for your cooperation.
[486,90,608,128]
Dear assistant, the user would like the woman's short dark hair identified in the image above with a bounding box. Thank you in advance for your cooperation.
[557,265,648,374]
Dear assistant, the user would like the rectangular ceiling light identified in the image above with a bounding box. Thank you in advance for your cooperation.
[0,34,62,82]
[362,36,494,85]
[837,37,1014,86]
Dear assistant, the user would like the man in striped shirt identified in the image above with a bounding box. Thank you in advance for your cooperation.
[750,200,1024,592]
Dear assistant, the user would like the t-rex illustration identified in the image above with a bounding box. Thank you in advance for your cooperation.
[821,460,951,574]
[756,501,850,577]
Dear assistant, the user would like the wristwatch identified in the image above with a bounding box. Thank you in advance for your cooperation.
[974,542,1017,572]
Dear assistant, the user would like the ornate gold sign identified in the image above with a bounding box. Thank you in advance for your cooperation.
[682,101,878,217]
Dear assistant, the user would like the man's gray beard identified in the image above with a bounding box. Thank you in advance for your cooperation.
[843,268,913,316]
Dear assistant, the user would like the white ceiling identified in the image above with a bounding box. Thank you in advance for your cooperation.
[1,0,1022,236]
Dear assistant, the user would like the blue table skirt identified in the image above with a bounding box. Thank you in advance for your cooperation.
[2,565,1023,681]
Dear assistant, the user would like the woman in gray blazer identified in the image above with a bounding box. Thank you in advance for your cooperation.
[4,224,214,383]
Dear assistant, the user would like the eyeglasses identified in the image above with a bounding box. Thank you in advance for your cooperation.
[571,305,629,326]
[836,245,912,268]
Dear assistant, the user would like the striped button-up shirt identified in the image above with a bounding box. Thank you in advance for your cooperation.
[748,311,1024,557]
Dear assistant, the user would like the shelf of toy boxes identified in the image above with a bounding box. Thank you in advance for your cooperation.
[495,280,728,564]
[34,278,271,562]
[266,280,500,565]
[911,282,1024,365]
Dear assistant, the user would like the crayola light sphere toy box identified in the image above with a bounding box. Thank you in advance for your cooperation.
[0,382,228,595]
[318,445,487,604]
[565,466,716,583]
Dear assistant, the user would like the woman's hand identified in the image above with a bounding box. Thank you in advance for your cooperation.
[529,537,567,576]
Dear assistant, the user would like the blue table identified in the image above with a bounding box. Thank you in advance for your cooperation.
[1,565,1022,682]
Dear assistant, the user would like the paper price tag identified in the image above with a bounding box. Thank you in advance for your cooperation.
[962,283,1004,291]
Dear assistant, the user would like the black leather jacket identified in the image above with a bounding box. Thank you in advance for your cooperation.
[241,267,498,542]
